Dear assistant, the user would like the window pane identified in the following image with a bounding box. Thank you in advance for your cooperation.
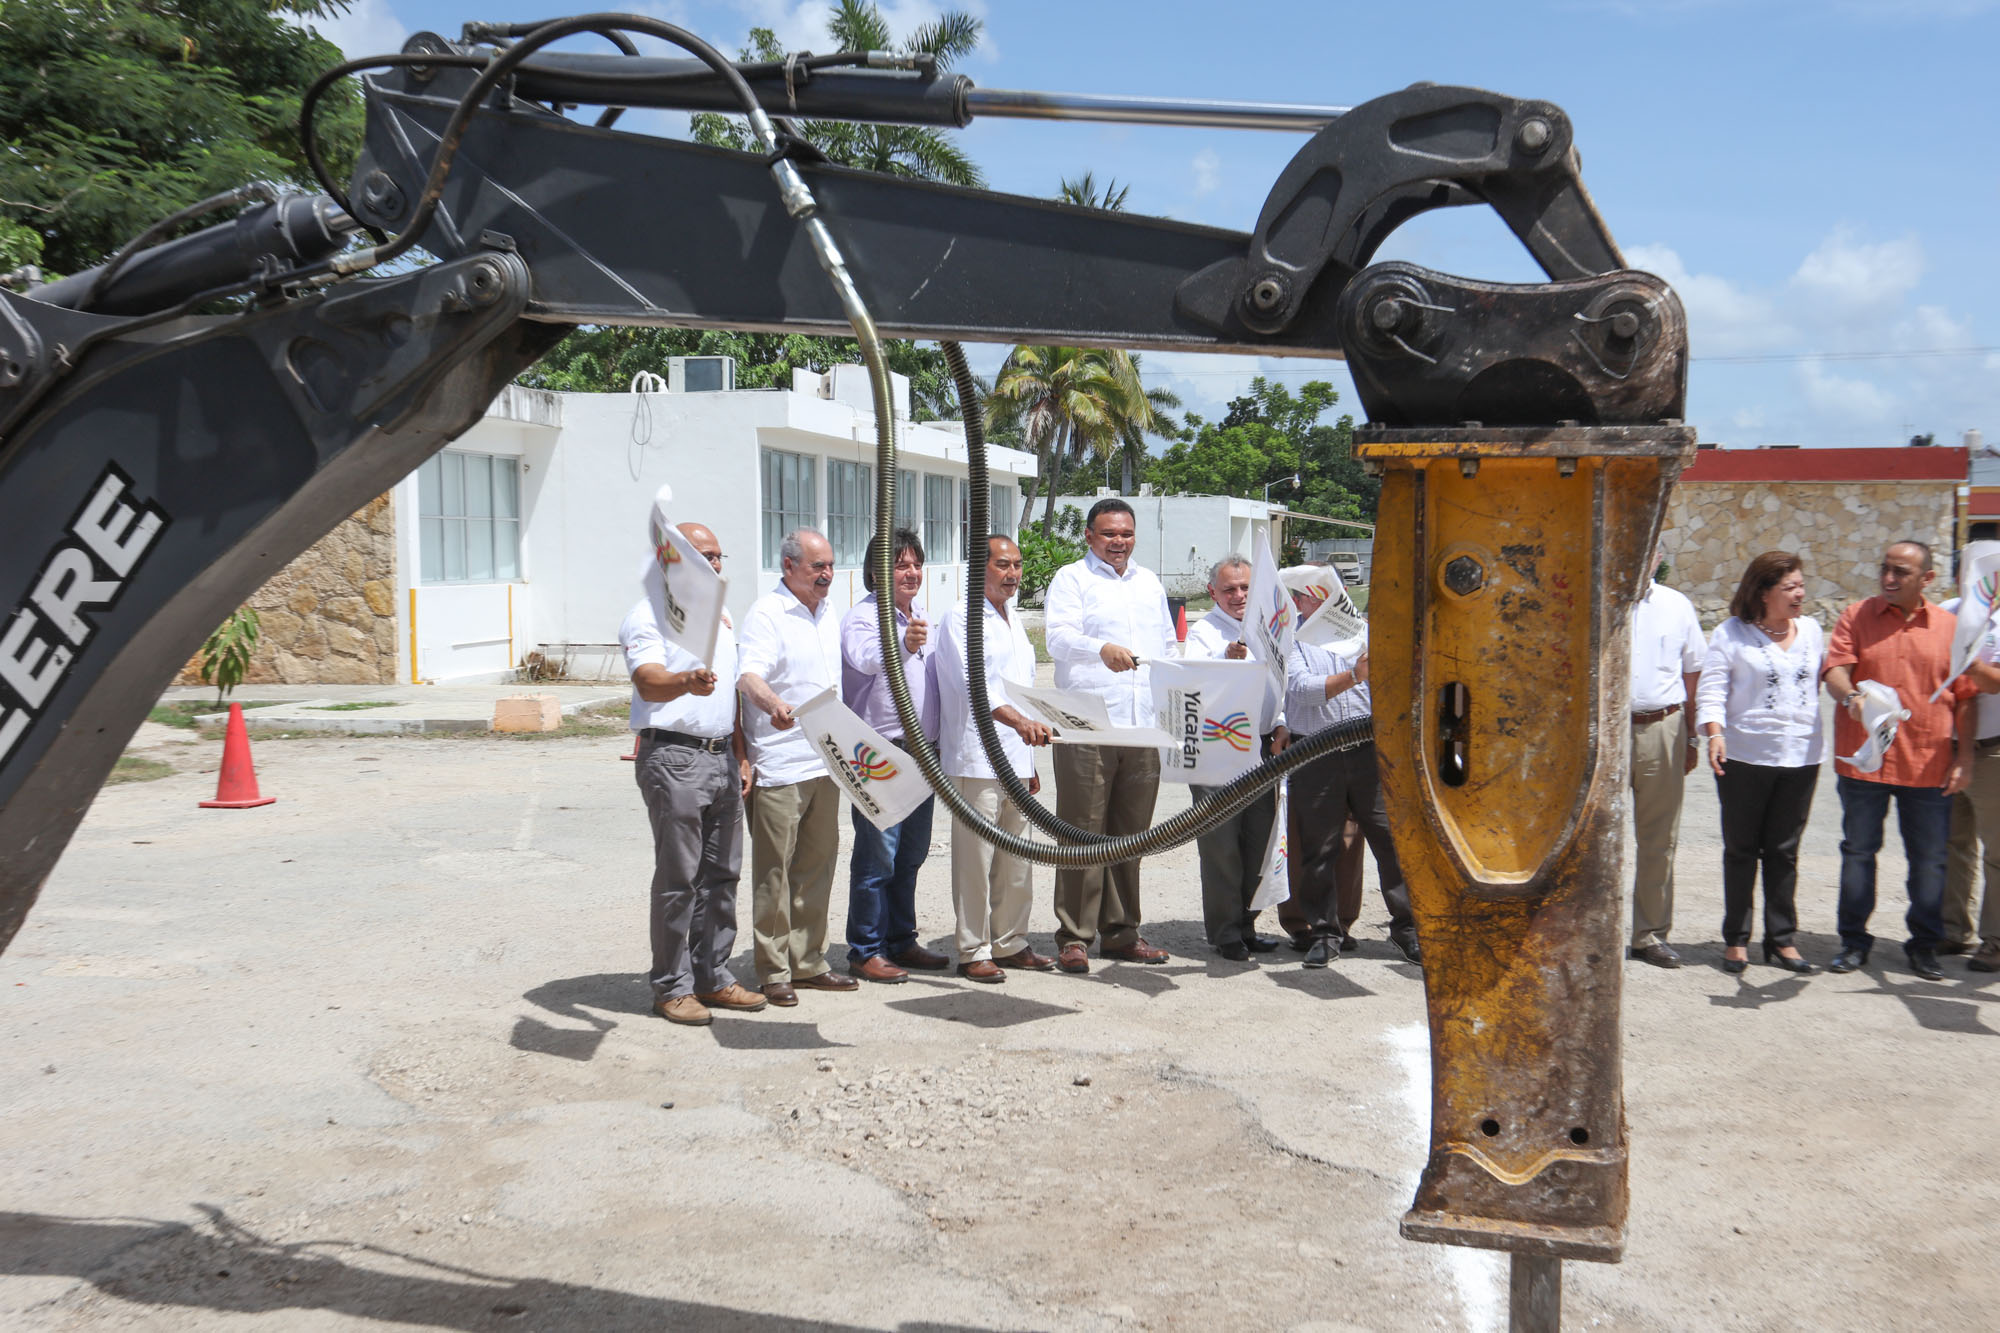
[762,447,815,569]
[444,517,466,581]
[442,452,464,516]
[420,516,442,582]
[494,459,518,519]
[465,455,492,519]
[495,519,519,581]
[991,484,1016,538]
[895,468,918,527]
[418,456,441,516]
[959,479,969,563]
[924,473,953,564]
[467,517,495,582]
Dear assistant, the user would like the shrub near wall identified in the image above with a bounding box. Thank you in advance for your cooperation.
[174,498,400,686]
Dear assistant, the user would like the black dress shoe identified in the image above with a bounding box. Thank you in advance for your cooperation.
[1628,942,1683,969]
[1246,934,1284,953]
[1826,948,1869,974]
[1391,933,1423,967]
[1720,953,1749,975]
[1762,942,1816,974]
[1216,941,1252,962]
[1302,938,1332,969]
[1906,945,1945,981]
[1286,934,1311,953]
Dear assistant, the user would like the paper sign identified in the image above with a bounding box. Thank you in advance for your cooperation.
[1150,656,1269,785]
[1934,540,2000,702]
[1840,680,1911,774]
[1244,532,1295,699]
[1010,681,1176,748]
[643,485,727,668]
[1249,780,1290,911]
[794,688,935,830]
[1283,563,1368,653]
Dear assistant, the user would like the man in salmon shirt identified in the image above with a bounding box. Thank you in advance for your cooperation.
[1822,540,1976,980]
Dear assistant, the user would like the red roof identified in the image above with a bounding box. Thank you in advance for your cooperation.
[1681,446,1966,484]
[1969,491,2000,517]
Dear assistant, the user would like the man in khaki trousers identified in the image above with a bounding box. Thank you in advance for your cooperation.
[1628,573,1705,968]
[737,528,854,1007]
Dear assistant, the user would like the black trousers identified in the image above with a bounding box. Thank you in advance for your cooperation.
[1291,742,1415,944]
[1715,759,1818,948]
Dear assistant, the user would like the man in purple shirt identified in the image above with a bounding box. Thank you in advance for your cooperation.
[839,528,948,982]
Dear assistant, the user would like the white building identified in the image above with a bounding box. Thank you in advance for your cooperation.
[388,363,1037,683]
[1050,491,1281,598]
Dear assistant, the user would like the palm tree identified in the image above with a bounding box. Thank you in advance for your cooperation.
[1058,171,1131,211]
[989,346,1175,532]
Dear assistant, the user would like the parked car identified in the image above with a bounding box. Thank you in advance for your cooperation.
[1329,553,1364,586]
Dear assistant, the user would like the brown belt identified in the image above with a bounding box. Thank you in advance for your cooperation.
[1630,703,1682,725]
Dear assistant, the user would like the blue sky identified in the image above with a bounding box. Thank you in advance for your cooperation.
[318,0,1997,450]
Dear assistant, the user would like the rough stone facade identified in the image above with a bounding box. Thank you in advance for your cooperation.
[1658,480,1959,627]
[175,497,399,687]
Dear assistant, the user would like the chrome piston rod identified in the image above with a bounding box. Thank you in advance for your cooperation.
[968,87,1347,131]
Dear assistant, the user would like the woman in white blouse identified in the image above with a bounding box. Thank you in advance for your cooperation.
[1696,552,1824,975]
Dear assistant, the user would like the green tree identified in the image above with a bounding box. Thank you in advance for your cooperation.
[0,0,363,276]
[527,2,985,403]
[989,345,1173,534]
[1058,171,1130,211]
[1152,377,1375,546]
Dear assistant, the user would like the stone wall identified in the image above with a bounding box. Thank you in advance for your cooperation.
[175,497,399,687]
[1658,480,1958,627]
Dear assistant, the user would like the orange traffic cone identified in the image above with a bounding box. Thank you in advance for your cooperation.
[200,702,276,809]
[1174,603,1188,643]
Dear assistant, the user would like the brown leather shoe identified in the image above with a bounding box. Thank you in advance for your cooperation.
[849,955,909,984]
[794,970,860,992]
[696,982,769,1012]
[891,944,951,971]
[759,982,798,1007]
[1100,938,1169,964]
[1056,943,1091,974]
[956,959,1005,983]
[656,994,712,1026]
[994,947,1056,971]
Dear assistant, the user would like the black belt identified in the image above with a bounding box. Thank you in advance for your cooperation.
[640,728,731,753]
[1979,735,2000,749]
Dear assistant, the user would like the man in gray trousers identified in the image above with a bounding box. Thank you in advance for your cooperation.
[619,520,768,1026]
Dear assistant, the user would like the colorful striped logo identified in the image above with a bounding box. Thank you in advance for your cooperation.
[1202,712,1253,752]
[849,742,899,783]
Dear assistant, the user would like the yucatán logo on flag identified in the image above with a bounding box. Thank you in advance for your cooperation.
[795,688,934,831]
[1202,711,1254,752]
[1150,657,1268,785]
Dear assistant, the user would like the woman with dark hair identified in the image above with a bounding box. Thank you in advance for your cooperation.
[1696,551,1824,974]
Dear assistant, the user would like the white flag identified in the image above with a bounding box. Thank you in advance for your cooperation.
[1244,533,1295,699]
[1249,780,1290,911]
[1933,540,2000,702]
[1283,564,1368,653]
[1840,680,1911,774]
[1010,681,1176,748]
[1150,657,1269,785]
[793,688,935,831]
[643,485,727,668]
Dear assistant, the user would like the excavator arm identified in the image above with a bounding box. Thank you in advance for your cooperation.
[0,17,1695,1319]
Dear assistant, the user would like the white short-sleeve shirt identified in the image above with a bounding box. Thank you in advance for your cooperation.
[618,597,737,738]
[736,582,843,787]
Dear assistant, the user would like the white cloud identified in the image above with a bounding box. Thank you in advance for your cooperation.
[1791,228,1925,311]
[307,0,409,60]
[1190,149,1221,199]
[1797,360,1896,428]
[1626,242,1793,355]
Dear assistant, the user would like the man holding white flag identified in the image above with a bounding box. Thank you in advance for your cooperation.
[1044,498,1179,972]
[1284,581,1421,969]
[1822,540,1975,979]
[738,528,853,1007]
[1184,555,1289,962]
[619,517,766,1027]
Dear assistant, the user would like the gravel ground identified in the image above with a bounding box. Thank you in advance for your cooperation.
[1,701,1994,1331]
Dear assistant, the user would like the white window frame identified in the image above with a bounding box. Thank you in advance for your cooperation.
[923,473,955,566]
[417,449,520,585]
[826,459,874,567]
[761,448,817,570]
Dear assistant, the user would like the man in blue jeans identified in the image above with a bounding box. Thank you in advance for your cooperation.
[1822,540,1975,980]
[838,528,947,982]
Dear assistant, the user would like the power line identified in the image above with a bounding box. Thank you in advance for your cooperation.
[1130,346,1998,377]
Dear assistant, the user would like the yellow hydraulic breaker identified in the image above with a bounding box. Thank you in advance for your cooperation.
[1359,424,1697,1315]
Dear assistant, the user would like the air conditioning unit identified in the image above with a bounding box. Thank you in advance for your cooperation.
[667,355,736,393]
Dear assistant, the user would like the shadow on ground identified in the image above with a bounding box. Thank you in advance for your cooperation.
[0,1208,993,1332]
